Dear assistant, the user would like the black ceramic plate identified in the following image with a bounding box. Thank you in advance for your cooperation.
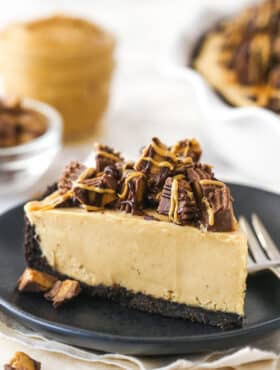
[0,183,279,356]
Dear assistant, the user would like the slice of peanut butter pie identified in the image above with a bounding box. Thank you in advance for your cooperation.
[24,138,248,329]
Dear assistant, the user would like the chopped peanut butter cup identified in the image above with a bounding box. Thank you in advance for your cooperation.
[26,137,236,232]
[18,268,57,293]
[5,352,41,370]
[44,279,81,308]
[118,169,146,214]
[135,138,176,205]
[95,143,123,172]
[158,176,200,225]
[58,161,86,193]
[196,180,235,232]
[73,167,118,210]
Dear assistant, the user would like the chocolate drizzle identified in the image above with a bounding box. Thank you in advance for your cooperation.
[118,170,146,214]
[33,137,236,232]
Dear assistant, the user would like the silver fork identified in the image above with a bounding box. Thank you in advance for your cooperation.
[239,214,280,277]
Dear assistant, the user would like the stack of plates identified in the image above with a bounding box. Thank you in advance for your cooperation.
[0,15,115,142]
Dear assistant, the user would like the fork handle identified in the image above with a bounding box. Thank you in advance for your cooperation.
[248,260,280,274]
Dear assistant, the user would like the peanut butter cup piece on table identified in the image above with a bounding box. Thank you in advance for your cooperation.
[4,352,41,370]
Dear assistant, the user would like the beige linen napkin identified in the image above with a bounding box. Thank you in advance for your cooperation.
[0,311,278,370]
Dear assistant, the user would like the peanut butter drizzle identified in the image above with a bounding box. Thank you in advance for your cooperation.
[24,190,73,212]
[140,157,174,170]
[77,167,96,182]
[168,175,185,223]
[151,140,177,161]
[199,179,225,186]
[199,179,224,226]
[202,197,215,226]
[171,142,190,157]
[171,138,200,158]
[95,150,121,162]
[181,157,193,164]
[118,171,144,199]
[134,139,177,171]
[81,204,103,211]
[75,183,116,194]
[74,167,116,194]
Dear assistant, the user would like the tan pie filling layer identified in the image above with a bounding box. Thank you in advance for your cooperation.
[25,206,247,316]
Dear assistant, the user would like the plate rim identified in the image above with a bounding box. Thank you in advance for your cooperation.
[0,296,279,345]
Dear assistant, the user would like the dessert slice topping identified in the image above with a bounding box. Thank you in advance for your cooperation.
[28,137,236,232]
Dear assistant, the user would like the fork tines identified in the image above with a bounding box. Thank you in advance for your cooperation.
[239,214,280,277]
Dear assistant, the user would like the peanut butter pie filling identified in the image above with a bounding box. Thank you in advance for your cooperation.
[193,0,280,112]
[24,138,248,329]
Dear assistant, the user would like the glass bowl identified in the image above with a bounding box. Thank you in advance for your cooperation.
[0,98,62,194]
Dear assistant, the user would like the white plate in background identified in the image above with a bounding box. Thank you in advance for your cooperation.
[162,7,280,188]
